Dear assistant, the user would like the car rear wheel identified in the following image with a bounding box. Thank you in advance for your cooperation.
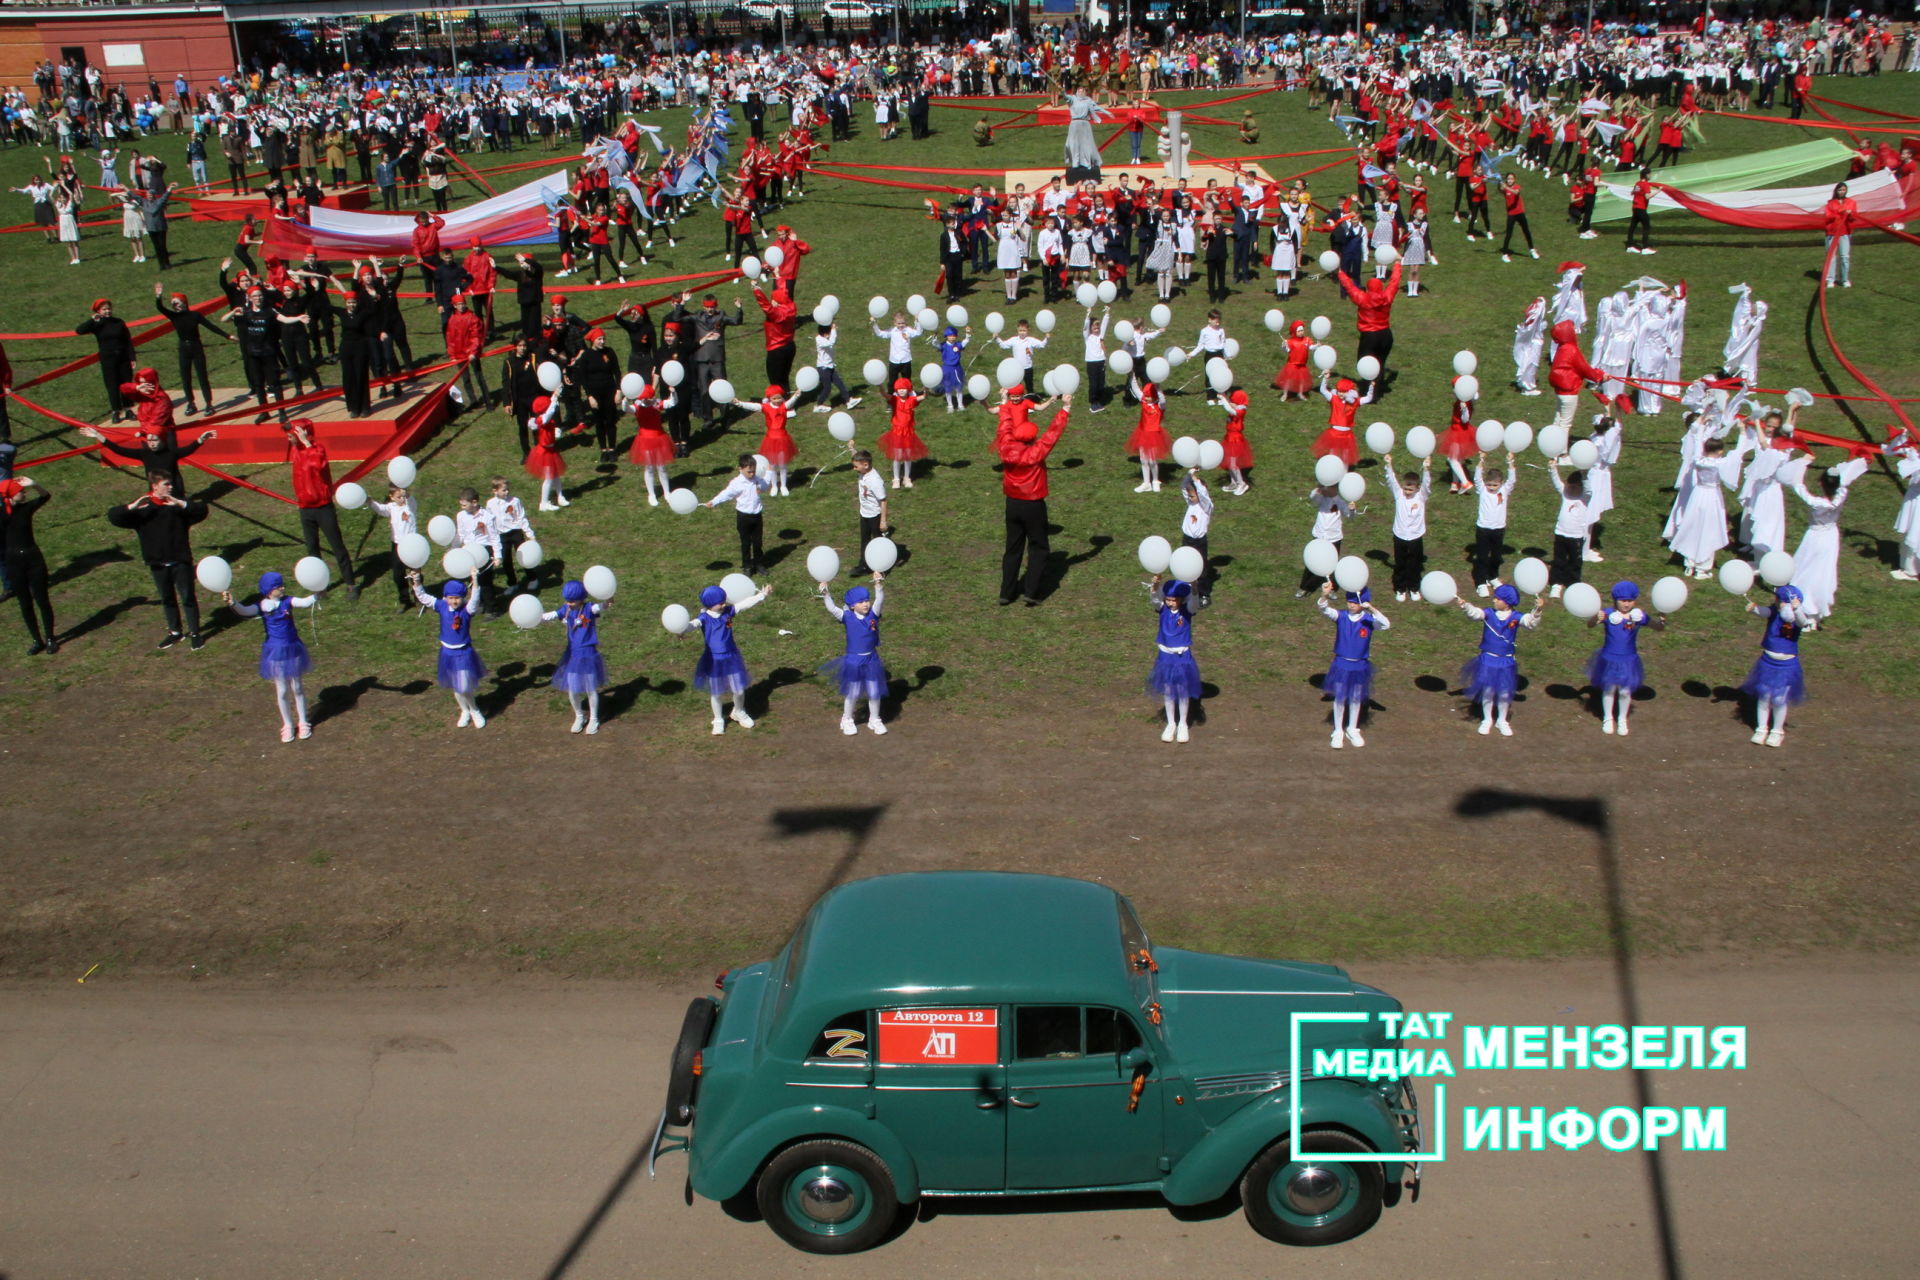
[756,1139,901,1254]
[663,998,717,1125]
[1240,1128,1384,1246]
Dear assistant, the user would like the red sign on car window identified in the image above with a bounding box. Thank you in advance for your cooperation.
[876,1009,1000,1066]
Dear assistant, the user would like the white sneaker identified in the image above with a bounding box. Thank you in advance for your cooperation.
[456,707,471,727]
[1162,721,1177,742]
[539,501,559,512]
[556,494,571,507]
[648,494,660,507]
[1496,721,1512,737]
[730,707,755,728]
[1346,727,1364,747]
[841,717,858,735]
[1502,254,1512,263]
[1751,728,1767,744]
[1175,724,1189,743]
[1601,718,1615,734]
[470,709,487,729]
[778,485,790,497]
[1133,482,1153,493]
[571,713,586,734]
[1584,549,1605,562]
[1550,584,1563,599]
[1476,583,1491,597]
[712,718,726,735]
[1765,729,1784,747]
[844,396,862,409]
[890,479,900,490]
[867,719,887,735]
[1331,731,1345,749]
[1892,569,1919,581]
[1616,718,1629,737]
[903,477,914,488]
[1530,249,1540,259]
[1151,481,1162,492]
[1478,720,1493,735]
[1395,591,1407,602]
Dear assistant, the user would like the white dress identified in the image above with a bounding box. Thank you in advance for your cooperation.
[1787,459,1866,617]
[1664,444,1741,568]
[1736,443,1798,556]
[1066,226,1093,269]
[120,195,144,239]
[1401,220,1430,267]
[1585,419,1621,518]
[996,220,1025,271]
[1175,212,1196,256]
[1512,298,1546,389]
[55,199,78,243]
[1269,227,1297,272]
[1895,451,1920,563]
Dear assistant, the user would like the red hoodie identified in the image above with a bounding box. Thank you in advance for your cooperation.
[445,309,485,362]
[997,408,1070,501]
[410,215,445,262]
[1547,320,1603,394]
[754,286,797,351]
[289,436,334,509]
[1340,263,1402,333]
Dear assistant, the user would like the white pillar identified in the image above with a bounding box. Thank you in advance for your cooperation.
[1165,109,1185,180]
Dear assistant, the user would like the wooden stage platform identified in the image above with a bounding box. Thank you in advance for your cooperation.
[185,185,372,222]
[99,379,455,467]
[1000,161,1274,194]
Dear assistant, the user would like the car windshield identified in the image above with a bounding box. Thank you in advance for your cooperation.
[1118,898,1156,1007]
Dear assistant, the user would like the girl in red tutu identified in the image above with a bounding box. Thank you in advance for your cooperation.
[1272,319,1314,400]
[1440,377,1478,493]
[1218,387,1253,494]
[736,385,796,496]
[1127,380,1171,493]
[625,381,677,506]
[1314,375,1363,467]
[525,396,568,510]
[877,378,928,488]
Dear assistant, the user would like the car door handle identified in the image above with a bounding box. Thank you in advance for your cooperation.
[1007,1094,1038,1109]
[976,1093,1003,1109]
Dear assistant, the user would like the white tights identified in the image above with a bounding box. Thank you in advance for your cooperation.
[892,458,911,484]
[452,689,480,718]
[842,693,883,724]
[1004,273,1019,301]
[771,463,790,492]
[1161,695,1190,729]
[1156,270,1173,300]
[1601,688,1632,725]
[272,676,308,730]
[1333,694,1365,732]
[1228,465,1246,489]
[1139,457,1158,489]
[1447,457,1471,488]
[1480,695,1512,729]
[540,476,566,505]
[641,464,671,500]
[1755,696,1791,734]
[567,688,601,723]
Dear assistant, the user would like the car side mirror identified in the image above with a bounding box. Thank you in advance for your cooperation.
[1121,1046,1151,1076]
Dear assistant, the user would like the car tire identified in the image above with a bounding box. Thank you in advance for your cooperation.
[1239,1128,1384,1246]
[755,1138,902,1255]
[663,997,717,1125]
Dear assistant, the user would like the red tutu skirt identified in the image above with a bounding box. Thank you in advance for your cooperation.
[524,443,566,479]
[879,425,928,462]
[1274,363,1313,395]
[1440,422,1477,461]
[759,425,797,465]
[629,428,673,466]
[1312,427,1359,467]
[1222,428,1254,468]
[1127,424,1172,461]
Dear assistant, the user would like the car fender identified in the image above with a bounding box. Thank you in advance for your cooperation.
[1162,1080,1403,1206]
[691,1104,922,1205]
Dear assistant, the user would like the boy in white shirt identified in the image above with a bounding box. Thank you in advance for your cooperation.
[1082,305,1110,413]
[1192,309,1230,403]
[1472,452,1518,596]
[1383,453,1431,601]
[993,319,1049,395]
[1296,481,1355,597]
[873,312,923,387]
[1180,467,1215,605]
[851,450,889,572]
[370,482,419,611]
[454,486,503,615]
[811,320,860,412]
[705,452,772,575]
[487,475,537,598]
[1546,459,1592,598]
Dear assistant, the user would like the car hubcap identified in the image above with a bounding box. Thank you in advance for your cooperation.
[799,1176,856,1224]
[786,1163,871,1235]
[1269,1157,1359,1226]
[1283,1165,1343,1216]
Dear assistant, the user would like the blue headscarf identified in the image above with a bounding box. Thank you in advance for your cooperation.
[699,585,727,607]
[1164,580,1192,599]
[562,580,587,604]
[1345,588,1372,603]
[845,585,872,604]
[1492,584,1521,608]
[442,579,468,599]
[1611,581,1640,601]
[257,570,285,596]
[1774,585,1803,604]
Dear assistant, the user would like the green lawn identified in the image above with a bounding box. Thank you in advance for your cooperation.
[3,77,1918,730]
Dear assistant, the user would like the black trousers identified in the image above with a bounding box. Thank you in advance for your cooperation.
[1501,213,1534,253]
[388,550,412,608]
[340,342,371,416]
[1181,531,1215,598]
[1085,360,1107,408]
[241,349,283,408]
[1205,256,1227,300]
[176,343,212,406]
[0,391,10,441]
[588,395,618,451]
[7,549,53,643]
[1356,327,1393,398]
[101,353,133,418]
[766,342,795,393]
[1001,497,1049,602]
[518,300,541,338]
[459,358,493,412]
[299,505,356,586]
[1473,525,1507,585]
[736,510,764,574]
[149,223,171,268]
[693,361,725,421]
[1550,533,1585,588]
[855,513,883,570]
[1392,535,1425,595]
[1301,539,1340,593]
[1625,208,1653,249]
[147,560,201,635]
[1465,200,1491,237]
[498,528,534,596]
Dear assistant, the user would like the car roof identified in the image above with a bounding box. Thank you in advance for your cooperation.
[778,872,1134,1037]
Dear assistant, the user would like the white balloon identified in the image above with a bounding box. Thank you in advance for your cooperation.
[440,548,474,581]
[1033,308,1056,333]
[1224,338,1242,360]
[1264,308,1286,333]
[1314,454,1348,487]
[1454,374,1480,403]
[537,361,563,392]
[1041,368,1061,397]
[863,359,888,387]
[1096,280,1118,304]
[1334,555,1370,593]
[1113,319,1135,343]
[920,362,943,389]
[1318,250,1341,274]
[1108,350,1134,376]
[818,294,841,320]
[660,602,692,635]
[916,308,939,333]
[621,372,645,399]
[1198,440,1225,471]
[996,358,1024,391]
[812,303,835,326]
[828,413,857,442]
[1562,582,1603,619]
[1138,535,1173,574]
[1170,436,1202,468]
[427,515,457,547]
[906,293,927,317]
[984,311,1005,335]
[1167,545,1205,583]
[1338,472,1365,503]
[720,572,755,604]
[1302,538,1339,577]
[764,245,786,269]
[666,487,699,515]
[508,593,544,629]
[1375,245,1399,265]
[1759,550,1796,586]
[752,453,770,479]
[946,304,969,328]
[1649,576,1689,614]
[868,295,890,319]
[1075,283,1098,308]
[1365,422,1394,454]
[386,455,418,488]
[1420,570,1457,606]
[1164,345,1187,367]
[1504,421,1534,454]
[334,481,367,510]
[1475,420,1505,453]
[968,374,991,401]
[806,545,841,583]
[795,366,820,393]
[1536,423,1569,458]
[1312,344,1338,371]
[1355,355,1380,381]
[1568,439,1600,470]
[864,537,899,574]
[1052,365,1080,396]
[584,566,618,601]
[396,533,431,569]
[1206,359,1233,392]
[1145,356,1171,384]
[1453,350,1479,377]
[1405,425,1437,459]
[1785,386,1814,408]
[195,556,232,593]
[708,378,736,406]
[1718,560,1756,595]
[659,360,686,387]
[1150,304,1172,329]
[1309,315,1332,341]
[515,539,543,570]
[1512,557,1550,596]
[740,255,763,280]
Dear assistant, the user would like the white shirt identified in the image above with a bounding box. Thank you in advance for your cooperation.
[369,495,418,542]
[1554,492,1591,539]
[814,325,838,369]
[1082,309,1108,362]
[1182,477,1213,538]
[1193,323,1228,354]
[996,333,1047,369]
[874,322,922,364]
[1474,464,1516,530]
[455,508,500,558]
[710,472,770,514]
[487,493,533,537]
[1310,491,1352,541]
[1390,472,1430,540]
[856,469,886,518]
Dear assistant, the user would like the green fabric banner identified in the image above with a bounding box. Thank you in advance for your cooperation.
[1588,138,1854,223]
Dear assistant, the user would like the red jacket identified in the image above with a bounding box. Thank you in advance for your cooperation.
[464,250,496,294]
[997,409,1069,501]
[410,215,444,261]
[118,381,177,441]
[1824,197,1858,236]
[1547,321,1603,395]
[289,438,334,509]
[754,287,796,351]
[445,310,485,362]
[1340,264,1401,333]
[773,236,810,285]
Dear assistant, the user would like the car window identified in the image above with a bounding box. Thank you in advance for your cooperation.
[1085,1007,1142,1057]
[1016,1007,1083,1060]
[806,1011,870,1061]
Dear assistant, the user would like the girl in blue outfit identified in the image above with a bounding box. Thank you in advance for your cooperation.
[1146,574,1206,743]
[408,569,487,728]
[819,574,888,735]
[1456,582,1545,736]
[1315,582,1391,749]
[689,580,771,734]
[543,580,610,735]
[1741,584,1811,747]
[222,570,318,743]
[938,326,970,412]
[1585,581,1666,737]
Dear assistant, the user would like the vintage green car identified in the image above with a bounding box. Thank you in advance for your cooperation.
[650,871,1422,1253]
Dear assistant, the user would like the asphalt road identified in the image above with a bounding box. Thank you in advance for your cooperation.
[2,956,1913,1279]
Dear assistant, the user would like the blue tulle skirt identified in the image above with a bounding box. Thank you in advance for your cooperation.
[1146,649,1203,699]
[1586,650,1644,693]
[550,647,608,694]
[1741,653,1806,704]
[259,638,311,682]
[821,652,889,700]
[437,645,487,694]
[941,365,965,394]
[1324,657,1372,705]
[1460,653,1519,704]
[694,651,751,695]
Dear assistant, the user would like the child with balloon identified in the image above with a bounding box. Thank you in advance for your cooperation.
[1383,452,1432,602]
[625,381,677,506]
[1586,581,1669,736]
[1219,389,1252,495]
[1296,470,1357,598]
[734,386,797,496]
[879,380,928,487]
[1315,579,1391,748]
[938,326,970,413]
[688,579,772,735]
[1144,572,1207,743]
[370,479,421,611]
[1314,376,1364,466]
[1440,379,1479,493]
[1456,583,1545,736]
[1741,584,1812,747]
[1546,458,1593,599]
[1127,380,1171,493]
[819,573,888,736]
[524,396,568,511]
[541,580,609,735]
[406,568,488,729]
[1470,451,1518,597]
[1272,319,1314,401]
[221,570,319,742]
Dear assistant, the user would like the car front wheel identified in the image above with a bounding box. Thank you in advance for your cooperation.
[1239,1128,1384,1246]
[756,1139,902,1254]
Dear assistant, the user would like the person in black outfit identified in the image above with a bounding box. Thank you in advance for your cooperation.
[1203,222,1230,302]
[571,328,624,464]
[334,286,376,417]
[426,248,470,334]
[293,252,337,361]
[501,252,545,339]
[226,288,291,424]
[150,284,231,415]
[76,298,135,423]
[106,472,208,649]
[499,335,543,458]
[938,215,966,302]
[273,288,319,399]
[613,301,656,384]
[78,422,216,493]
[365,259,414,387]
[0,445,57,653]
